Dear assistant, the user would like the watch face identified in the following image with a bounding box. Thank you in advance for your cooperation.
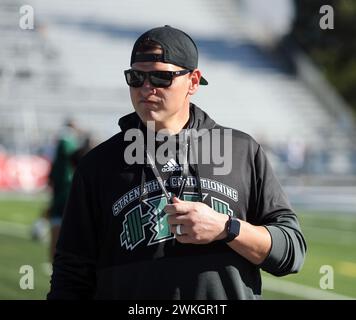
[224,217,240,242]
[229,218,240,237]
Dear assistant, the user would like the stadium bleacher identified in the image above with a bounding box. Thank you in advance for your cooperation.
[1,0,355,177]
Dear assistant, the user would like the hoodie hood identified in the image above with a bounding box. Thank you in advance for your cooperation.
[118,103,216,133]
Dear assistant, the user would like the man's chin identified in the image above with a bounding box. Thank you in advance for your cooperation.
[140,110,163,124]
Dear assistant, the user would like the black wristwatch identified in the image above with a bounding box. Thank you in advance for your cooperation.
[222,216,241,243]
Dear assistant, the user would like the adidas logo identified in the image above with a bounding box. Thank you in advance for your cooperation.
[162,159,182,172]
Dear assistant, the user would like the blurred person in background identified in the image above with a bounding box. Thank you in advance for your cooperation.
[46,119,81,262]
[48,26,306,300]
[70,134,94,168]
[286,136,306,175]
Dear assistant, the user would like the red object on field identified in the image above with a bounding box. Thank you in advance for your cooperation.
[0,152,7,189]
[0,154,51,191]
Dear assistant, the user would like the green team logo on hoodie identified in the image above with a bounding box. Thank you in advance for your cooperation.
[120,193,232,251]
[211,197,233,216]
[144,195,174,245]
[120,205,150,250]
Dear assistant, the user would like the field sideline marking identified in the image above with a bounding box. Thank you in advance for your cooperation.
[302,226,356,245]
[262,276,354,300]
[302,225,356,238]
[0,220,31,239]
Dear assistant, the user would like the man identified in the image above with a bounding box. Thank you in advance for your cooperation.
[48,26,306,299]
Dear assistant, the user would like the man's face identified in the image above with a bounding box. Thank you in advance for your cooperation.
[129,58,194,133]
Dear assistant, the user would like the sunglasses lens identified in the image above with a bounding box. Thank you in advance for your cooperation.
[126,70,145,87]
[125,70,177,88]
[150,71,172,88]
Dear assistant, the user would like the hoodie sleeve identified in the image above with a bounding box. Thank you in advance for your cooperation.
[47,169,98,299]
[252,145,307,276]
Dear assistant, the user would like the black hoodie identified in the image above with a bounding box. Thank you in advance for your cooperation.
[48,104,306,300]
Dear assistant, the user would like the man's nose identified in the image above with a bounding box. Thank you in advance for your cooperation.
[141,78,156,94]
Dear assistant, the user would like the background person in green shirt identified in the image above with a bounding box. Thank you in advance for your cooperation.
[47,119,81,261]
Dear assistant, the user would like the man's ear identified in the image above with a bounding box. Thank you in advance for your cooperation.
[188,69,201,95]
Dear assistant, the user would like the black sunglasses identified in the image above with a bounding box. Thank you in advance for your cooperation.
[124,69,191,88]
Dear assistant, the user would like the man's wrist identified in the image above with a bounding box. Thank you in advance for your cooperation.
[216,214,229,241]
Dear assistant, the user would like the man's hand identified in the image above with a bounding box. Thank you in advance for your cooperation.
[165,197,272,264]
[164,197,229,244]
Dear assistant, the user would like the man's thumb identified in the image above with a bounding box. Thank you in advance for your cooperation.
[172,196,181,203]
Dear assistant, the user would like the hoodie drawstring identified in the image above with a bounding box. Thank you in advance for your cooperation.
[138,120,204,205]
[139,164,146,204]
[189,129,203,202]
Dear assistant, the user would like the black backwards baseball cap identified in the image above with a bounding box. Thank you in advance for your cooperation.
[130,25,208,85]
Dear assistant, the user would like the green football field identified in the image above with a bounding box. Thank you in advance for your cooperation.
[0,195,355,300]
